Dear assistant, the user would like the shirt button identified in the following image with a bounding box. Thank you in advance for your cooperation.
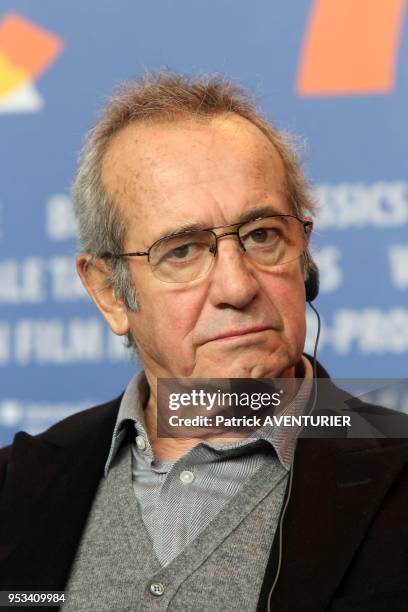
[180,470,194,484]
[149,582,165,597]
[136,435,146,451]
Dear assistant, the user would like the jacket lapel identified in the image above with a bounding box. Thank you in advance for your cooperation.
[265,437,408,611]
[0,397,121,590]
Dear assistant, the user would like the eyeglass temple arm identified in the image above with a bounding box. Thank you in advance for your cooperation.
[100,251,148,258]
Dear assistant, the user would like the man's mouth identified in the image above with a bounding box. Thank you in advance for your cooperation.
[211,326,272,341]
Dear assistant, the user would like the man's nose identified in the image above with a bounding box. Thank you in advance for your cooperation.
[208,234,259,308]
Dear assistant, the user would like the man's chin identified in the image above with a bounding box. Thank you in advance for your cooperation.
[190,358,295,380]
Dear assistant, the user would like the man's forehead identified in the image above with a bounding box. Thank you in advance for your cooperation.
[101,115,288,240]
[102,115,284,187]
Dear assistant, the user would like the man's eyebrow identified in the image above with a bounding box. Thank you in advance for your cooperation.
[157,221,208,239]
[154,204,286,241]
[233,204,287,225]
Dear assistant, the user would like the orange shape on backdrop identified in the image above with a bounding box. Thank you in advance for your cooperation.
[297,0,406,96]
[0,13,63,80]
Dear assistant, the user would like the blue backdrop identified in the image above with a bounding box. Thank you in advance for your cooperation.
[1,0,407,446]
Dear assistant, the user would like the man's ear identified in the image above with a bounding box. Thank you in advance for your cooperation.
[304,216,313,241]
[76,254,130,336]
[302,216,314,281]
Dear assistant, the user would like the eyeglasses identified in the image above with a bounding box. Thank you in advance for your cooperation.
[101,214,312,283]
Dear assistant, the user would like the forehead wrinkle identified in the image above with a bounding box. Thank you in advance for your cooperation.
[146,153,281,205]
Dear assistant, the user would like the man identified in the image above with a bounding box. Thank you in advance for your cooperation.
[1,72,407,611]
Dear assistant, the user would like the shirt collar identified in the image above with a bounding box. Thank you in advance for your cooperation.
[104,369,150,476]
[105,355,314,475]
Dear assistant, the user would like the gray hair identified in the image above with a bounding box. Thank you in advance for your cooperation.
[72,71,316,352]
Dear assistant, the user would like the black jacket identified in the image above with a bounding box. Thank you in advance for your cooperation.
[1,362,408,611]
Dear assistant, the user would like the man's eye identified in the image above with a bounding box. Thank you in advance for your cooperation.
[245,228,280,245]
[164,242,208,262]
[169,244,194,259]
[154,237,209,266]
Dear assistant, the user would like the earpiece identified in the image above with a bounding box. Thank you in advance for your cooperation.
[268,263,321,611]
[304,266,319,302]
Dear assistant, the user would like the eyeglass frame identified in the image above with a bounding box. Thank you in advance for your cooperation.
[100,213,313,275]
